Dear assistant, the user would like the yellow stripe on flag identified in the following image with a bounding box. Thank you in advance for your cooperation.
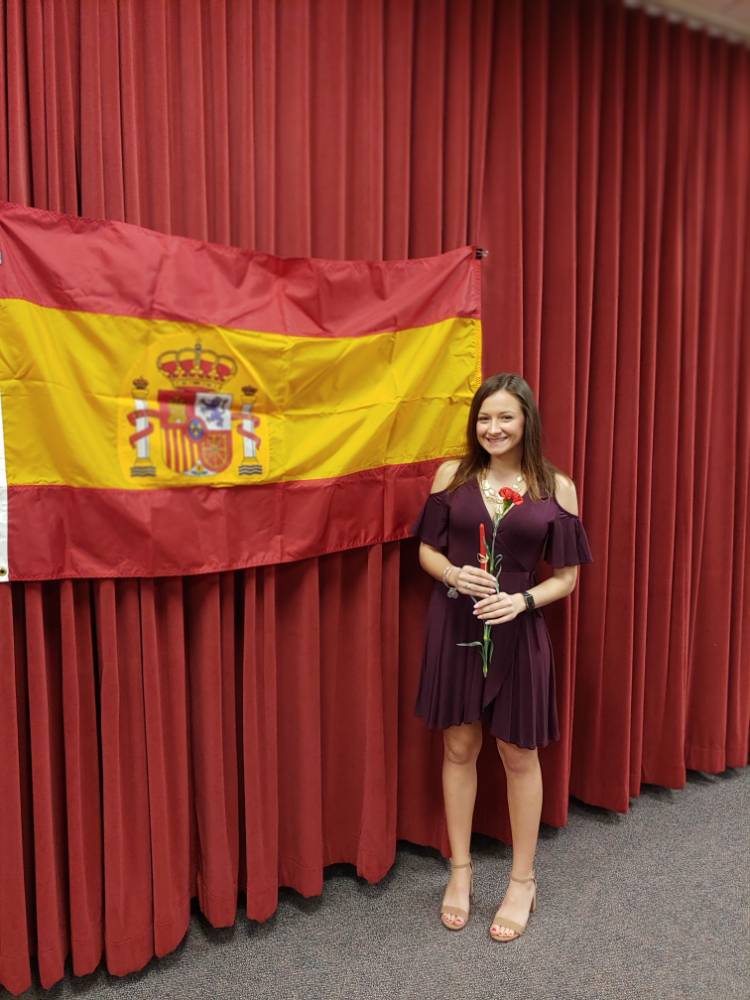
[0,298,481,489]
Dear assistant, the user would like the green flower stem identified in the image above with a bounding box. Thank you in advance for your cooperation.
[478,500,511,676]
[458,497,517,677]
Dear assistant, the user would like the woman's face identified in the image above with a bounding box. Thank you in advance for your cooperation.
[475,389,525,460]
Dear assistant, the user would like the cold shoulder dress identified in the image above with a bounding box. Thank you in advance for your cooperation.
[414,477,593,749]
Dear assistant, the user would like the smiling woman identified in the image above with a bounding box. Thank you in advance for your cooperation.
[413,372,593,941]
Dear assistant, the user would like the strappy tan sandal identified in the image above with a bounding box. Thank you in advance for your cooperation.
[489,871,537,941]
[440,860,474,931]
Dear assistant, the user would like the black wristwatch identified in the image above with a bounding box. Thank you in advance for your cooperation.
[522,590,536,612]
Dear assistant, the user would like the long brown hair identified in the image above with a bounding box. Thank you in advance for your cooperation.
[447,373,562,501]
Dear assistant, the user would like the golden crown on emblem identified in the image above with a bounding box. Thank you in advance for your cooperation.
[156,342,237,391]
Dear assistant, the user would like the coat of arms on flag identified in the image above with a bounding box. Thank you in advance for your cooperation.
[126,342,262,479]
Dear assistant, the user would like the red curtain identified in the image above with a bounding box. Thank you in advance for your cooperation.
[1,0,748,993]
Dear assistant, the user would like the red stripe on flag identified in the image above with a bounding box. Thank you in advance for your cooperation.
[0,203,480,337]
[6,461,444,580]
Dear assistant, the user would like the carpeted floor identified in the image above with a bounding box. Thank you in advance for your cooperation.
[14,768,749,1000]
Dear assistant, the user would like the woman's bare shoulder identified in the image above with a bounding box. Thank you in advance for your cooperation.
[553,471,579,515]
[431,459,461,493]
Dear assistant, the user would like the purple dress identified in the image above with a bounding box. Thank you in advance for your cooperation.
[414,477,593,749]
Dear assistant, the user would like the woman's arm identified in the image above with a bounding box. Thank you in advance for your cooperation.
[474,473,580,624]
[418,460,496,597]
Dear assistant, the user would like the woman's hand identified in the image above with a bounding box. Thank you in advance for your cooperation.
[453,565,497,597]
[473,591,526,624]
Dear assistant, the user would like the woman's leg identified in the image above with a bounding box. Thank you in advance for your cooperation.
[441,721,483,927]
[491,738,542,938]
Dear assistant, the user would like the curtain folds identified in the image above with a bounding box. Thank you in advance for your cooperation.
[0,0,747,993]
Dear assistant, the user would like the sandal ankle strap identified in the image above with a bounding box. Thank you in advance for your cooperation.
[509,872,535,884]
[450,860,473,870]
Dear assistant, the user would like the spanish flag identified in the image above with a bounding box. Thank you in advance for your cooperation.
[0,203,481,580]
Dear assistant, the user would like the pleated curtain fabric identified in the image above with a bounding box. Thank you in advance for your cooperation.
[0,0,747,993]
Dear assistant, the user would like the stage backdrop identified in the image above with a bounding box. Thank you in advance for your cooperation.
[0,0,747,994]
